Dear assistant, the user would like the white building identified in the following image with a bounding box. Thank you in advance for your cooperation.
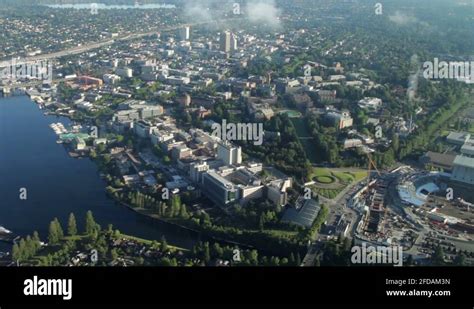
[358,97,382,110]
[116,67,133,78]
[220,31,232,53]
[217,142,242,166]
[103,74,121,85]
[190,162,210,183]
[179,26,190,41]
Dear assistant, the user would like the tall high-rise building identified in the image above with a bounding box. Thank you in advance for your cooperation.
[217,142,242,166]
[220,31,232,53]
[179,26,191,41]
[231,33,238,51]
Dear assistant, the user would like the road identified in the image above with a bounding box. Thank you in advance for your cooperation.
[301,177,367,266]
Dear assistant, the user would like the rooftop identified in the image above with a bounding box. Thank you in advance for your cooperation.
[453,155,474,168]
[282,199,321,228]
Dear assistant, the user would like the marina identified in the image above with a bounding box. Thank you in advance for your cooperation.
[49,122,68,135]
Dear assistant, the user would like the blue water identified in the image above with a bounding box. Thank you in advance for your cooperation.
[46,3,176,10]
[0,96,195,252]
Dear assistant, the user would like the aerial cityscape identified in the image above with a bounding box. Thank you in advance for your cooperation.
[0,0,473,270]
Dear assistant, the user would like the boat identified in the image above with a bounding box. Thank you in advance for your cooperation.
[0,226,12,235]
[49,122,68,135]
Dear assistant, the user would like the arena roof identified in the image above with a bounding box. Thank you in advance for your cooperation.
[282,199,321,228]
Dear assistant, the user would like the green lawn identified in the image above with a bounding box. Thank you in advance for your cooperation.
[264,229,299,238]
[309,168,367,199]
[311,168,333,178]
[314,175,336,184]
[119,234,188,252]
[312,187,344,199]
[279,110,303,118]
[310,168,366,183]
[290,118,318,163]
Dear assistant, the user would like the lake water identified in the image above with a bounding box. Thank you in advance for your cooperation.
[46,3,176,10]
[0,96,196,253]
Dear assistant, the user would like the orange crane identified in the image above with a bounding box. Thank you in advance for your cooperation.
[366,152,381,184]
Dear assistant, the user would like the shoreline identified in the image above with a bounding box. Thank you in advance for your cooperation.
[6,95,292,257]
[112,195,257,251]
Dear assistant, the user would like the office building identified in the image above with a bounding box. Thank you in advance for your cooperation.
[179,26,190,41]
[231,33,238,51]
[325,111,353,129]
[103,74,121,85]
[116,67,133,78]
[190,162,210,183]
[202,170,239,207]
[220,31,232,53]
[217,142,242,166]
[451,155,474,185]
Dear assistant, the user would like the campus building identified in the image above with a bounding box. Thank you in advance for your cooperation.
[217,142,242,166]
[451,155,474,185]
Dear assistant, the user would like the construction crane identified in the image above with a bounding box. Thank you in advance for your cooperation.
[366,152,390,236]
[366,152,381,184]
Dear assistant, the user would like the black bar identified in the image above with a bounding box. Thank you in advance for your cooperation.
[0,267,473,306]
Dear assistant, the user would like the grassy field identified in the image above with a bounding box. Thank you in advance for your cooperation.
[119,234,188,252]
[263,229,299,238]
[279,110,303,118]
[310,168,366,182]
[309,168,367,199]
[314,175,335,184]
[290,118,318,163]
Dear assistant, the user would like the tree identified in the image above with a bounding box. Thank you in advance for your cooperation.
[179,204,189,219]
[110,248,119,261]
[48,219,60,245]
[25,236,34,259]
[211,243,224,258]
[169,195,181,218]
[160,235,168,252]
[12,243,20,262]
[85,210,97,235]
[19,239,27,260]
[32,231,41,251]
[248,250,258,265]
[67,213,77,236]
[54,218,64,239]
[432,246,445,266]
